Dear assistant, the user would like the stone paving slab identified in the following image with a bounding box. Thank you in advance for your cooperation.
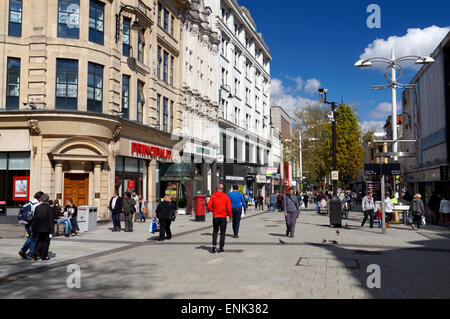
[0,207,449,299]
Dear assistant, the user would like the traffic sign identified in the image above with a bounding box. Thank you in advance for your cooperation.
[331,171,339,181]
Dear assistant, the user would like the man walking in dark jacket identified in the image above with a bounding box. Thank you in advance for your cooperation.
[32,194,54,261]
[109,192,123,232]
[122,192,136,232]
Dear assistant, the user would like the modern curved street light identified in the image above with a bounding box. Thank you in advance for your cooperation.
[354,46,435,161]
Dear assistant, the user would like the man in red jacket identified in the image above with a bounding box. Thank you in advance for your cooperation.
[207,184,232,253]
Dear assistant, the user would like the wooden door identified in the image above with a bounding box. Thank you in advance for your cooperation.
[64,174,89,207]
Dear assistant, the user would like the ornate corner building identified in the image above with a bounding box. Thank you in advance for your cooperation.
[0,0,272,219]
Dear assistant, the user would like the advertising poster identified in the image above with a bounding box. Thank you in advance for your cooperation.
[13,176,30,201]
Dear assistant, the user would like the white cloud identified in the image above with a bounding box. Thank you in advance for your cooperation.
[360,121,385,134]
[369,101,402,120]
[360,26,450,69]
[285,76,304,92]
[304,78,321,95]
[271,78,319,117]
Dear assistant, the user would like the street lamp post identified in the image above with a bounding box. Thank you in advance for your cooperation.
[318,88,342,228]
[354,45,435,233]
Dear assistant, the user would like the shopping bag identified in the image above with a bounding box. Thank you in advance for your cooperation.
[421,215,426,226]
[149,218,160,233]
[407,215,413,225]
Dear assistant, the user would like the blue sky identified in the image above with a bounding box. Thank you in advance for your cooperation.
[239,0,450,132]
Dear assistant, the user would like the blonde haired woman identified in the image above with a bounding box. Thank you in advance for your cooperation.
[410,194,425,231]
[155,196,175,242]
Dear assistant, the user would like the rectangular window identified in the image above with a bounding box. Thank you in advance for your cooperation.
[138,31,145,63]
[157,46,162,80]
[121,75,130,119]
[222,134,227,160]
[157,2,162,26]
[8,0,22,37]
[162,97,168,132]
[89,0,104,45]
[6,58,20,110]
[170,16,174,36]
[234,137,238,163]
[245,142,249,163]
[163,51,168,83]
[87,62,103,113]
[163,9,169,31]
[137,81,144,123]
[170,56,174,86]
[156,94,161,129]
[170,100,174,132]
[58,0,80,39]
[122,17,131,57]
[55,58,78,110]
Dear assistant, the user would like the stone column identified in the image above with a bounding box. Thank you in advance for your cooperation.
[94,163,102,208]
[147,160,157,218]
[54,162,63,201]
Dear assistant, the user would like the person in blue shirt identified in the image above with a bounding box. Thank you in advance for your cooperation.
[228,185,247,239]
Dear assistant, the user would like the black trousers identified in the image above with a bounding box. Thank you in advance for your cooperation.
[361,209,375,228]
[159,219,172,241]
[303,201,308,209]
[413,214,422,229]
[35,232,51,259]
[212,217,227,249]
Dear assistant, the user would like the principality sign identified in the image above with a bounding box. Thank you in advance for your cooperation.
[130,142,173,160]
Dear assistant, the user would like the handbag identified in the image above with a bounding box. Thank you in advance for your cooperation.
[421,215,426,226]
[169,209,176,222]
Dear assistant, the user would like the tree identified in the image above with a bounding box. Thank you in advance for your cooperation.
[290,103,363,189]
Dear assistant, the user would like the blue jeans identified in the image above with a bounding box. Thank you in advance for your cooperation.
[58,218,72,234]
[232,208,242,236]
[20,224,37,258]
[270,203,276,212]
[71,218,79,233]
[316,202,321,213]
[139,208,145,222]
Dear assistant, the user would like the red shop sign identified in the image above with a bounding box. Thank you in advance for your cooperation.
[131,142,173,160]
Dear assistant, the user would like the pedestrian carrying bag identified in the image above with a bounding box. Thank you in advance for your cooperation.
[18,202,33,225]
[149,217,160,233]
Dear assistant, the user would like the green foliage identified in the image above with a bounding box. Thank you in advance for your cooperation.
[290,103,363,187]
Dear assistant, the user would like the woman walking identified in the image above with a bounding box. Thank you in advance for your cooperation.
[155,196,174,242]
[410,194,425,231]
[284,188,301,238]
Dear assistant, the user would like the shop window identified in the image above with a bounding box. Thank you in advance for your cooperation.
[56,58,78,110]
[0,152,30,207]
[115,156,147,198]
[89,0,104,45]
[122,17,131,57]
[6,57,20,110]
[87,62,103,113]
[58,0,80,39]
[124,157,139,172]
[9,0,22,37]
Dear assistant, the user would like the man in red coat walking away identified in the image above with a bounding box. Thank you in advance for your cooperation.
[207,184,233,253]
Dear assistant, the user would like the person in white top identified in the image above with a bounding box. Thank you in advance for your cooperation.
[131,191,139,223]
[384,194,394,224]
[361,191,376,228]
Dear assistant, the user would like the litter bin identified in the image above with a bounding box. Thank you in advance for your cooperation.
[195,195,206,222]
[329,196,342,228]
[78,206,98,232]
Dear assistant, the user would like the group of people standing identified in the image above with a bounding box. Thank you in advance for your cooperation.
[18,191,79,261]
[108,191,145,233]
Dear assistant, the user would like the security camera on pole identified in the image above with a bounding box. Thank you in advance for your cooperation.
[318,88,342,228]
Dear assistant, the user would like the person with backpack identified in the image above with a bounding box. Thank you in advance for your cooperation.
[155,196,175,242]
[410,194,425,231]
[32,194,54,261]
[18,191,43,260]
[284,188,301,238]
[122,192,136,232]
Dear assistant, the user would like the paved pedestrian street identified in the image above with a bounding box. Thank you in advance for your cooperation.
[0,207,449,299]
